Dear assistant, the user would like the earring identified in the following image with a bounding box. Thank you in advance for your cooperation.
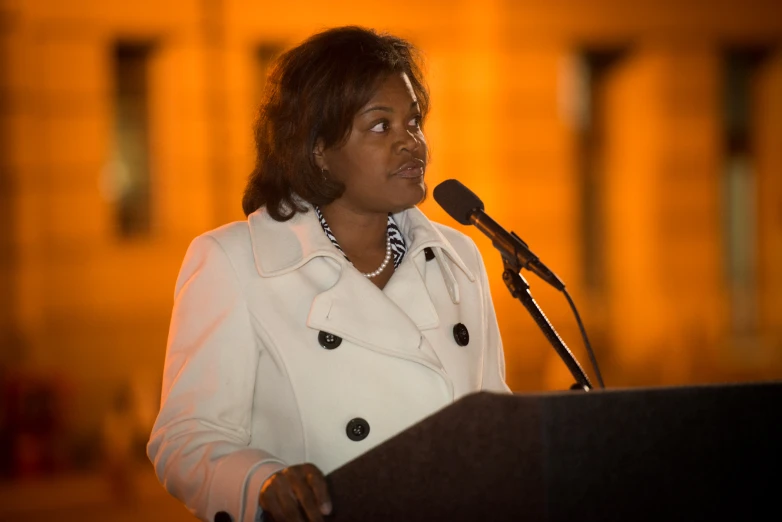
[321,167,328,182]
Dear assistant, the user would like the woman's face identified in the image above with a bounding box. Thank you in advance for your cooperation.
[318,72,428,214]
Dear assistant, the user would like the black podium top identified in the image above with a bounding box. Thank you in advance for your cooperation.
[326,381,782,522]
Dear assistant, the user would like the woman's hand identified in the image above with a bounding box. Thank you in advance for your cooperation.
[259,463,333,522]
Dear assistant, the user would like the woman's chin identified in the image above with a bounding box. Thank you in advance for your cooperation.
[389,182,426,212]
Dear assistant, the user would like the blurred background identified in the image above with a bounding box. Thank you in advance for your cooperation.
[1,0,780,520]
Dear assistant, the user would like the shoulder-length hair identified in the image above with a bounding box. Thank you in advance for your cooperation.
[242,26,430,220]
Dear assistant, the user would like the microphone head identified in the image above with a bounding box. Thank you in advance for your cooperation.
[433,179,484,225]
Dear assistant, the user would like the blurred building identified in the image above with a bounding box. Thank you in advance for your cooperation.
[1,0,781,474]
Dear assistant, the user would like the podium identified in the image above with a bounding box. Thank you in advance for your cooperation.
[326,381,781,521]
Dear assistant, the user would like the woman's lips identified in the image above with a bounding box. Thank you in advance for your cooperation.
[396,166,424,178]
[393,159,425,178]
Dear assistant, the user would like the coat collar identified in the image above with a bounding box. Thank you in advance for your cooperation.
[247,201,475,372]
[247,201,475,282]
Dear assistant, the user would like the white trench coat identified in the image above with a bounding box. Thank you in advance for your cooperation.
[147,203,510,522]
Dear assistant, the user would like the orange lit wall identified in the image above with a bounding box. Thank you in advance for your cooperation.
[1,0,781,440]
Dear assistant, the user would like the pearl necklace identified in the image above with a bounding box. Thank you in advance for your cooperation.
[358,233,392,279]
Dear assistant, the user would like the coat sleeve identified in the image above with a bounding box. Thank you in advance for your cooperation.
[147,234,286,522]
[472,241,512,393]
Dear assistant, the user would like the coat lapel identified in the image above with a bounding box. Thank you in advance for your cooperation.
[306,266,429,360]
[382,258,439,330]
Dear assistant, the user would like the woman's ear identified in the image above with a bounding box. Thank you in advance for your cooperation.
[312,139,327,171]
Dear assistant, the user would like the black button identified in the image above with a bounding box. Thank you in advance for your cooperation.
[346,417,370,441]
[453,323,470,346]
[318,331,342,349]
[424,247,435,261]
[214,511,233,522]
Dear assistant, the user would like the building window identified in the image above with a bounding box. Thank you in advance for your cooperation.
[110,43,153,238]
[570,50,625,294]
[722,48,767,337]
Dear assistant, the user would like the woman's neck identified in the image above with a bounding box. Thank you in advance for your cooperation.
[319,202,388,255]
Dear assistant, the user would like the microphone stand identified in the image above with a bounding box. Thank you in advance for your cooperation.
[500,259,593,391]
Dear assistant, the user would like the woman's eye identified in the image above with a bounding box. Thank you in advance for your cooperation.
[369,121,389,133]
[409,115,422,128]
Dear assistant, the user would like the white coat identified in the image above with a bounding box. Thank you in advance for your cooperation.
[147,203,510,522]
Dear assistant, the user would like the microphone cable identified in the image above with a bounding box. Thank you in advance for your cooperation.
[562,288,605,389]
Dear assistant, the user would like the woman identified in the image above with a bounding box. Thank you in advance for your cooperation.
[148,26,510,522]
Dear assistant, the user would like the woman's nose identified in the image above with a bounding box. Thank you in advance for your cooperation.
[398,129,421,153]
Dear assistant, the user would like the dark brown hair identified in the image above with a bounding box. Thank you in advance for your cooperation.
[242,26,430,219]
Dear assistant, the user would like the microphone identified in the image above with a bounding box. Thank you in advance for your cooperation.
[433,179,565,291]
